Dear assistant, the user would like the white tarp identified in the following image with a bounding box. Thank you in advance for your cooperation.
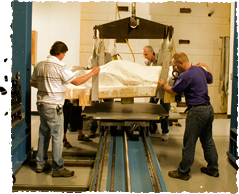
[67,60,174,90]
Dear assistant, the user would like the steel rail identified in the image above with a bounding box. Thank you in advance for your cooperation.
[94,129,108,191]
[12,184,88,192]
[89,135,103,191]
[123,131,131,192]
[142,129,162,192]
[110,136,116,192]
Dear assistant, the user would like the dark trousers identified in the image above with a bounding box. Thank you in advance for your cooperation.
[178,105,219,176]
[149,97,170,134]
[63,100,83,133]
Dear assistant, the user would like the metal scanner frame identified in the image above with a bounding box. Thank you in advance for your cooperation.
[88,16,174,192]
[91,16,174,101]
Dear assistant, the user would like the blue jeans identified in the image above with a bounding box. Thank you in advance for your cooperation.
[178,104,219,176]
[36,104,64,172]
[149,97,170,134]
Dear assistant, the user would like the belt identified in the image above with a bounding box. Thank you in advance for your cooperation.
[184,102,211,113]
[188,102,210,109]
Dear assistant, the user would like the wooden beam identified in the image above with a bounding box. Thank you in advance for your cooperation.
[65,86,157,100]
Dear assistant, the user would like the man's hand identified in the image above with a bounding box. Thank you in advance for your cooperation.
[30,81,38,88]
[193,62,210,72]
[157,78,177,95]
[91,66,100,75]
[193,62,213,84]
[157,79,165,88]
[71,66,100,86]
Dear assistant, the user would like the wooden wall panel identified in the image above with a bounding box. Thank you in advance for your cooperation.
[31,30,37,66]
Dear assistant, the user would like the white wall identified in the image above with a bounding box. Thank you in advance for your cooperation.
[32,1,81,67]
[31,1,81,111]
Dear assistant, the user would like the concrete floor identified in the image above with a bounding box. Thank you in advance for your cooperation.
[150,119,238,193]
[13,114,238,193]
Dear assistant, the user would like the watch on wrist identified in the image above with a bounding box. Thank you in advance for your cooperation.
[161,84,164,89]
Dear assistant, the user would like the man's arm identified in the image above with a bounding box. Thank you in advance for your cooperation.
[71,66,100,86]
[157,79,177,95]
[30,81,38,88]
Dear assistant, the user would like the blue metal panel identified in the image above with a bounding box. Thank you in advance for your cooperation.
[147,136,167,192]
[231,2,238,130]
[0,137,26,187]
[227,2,238,164]
[128,137,154,193]
[114,136,126,192]
[96,135,167,192]
[25,3,32,126]
[11,0,32,174]
[8,1,12,78]
[12,0,32,118]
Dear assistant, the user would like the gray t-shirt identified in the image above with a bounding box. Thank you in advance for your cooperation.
[144,53,158,66]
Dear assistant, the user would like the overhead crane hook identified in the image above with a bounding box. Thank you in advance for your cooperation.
[130,2,137,29]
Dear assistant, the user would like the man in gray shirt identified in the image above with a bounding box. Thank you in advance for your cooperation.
[30,41,100,177]
[142,45,170,141]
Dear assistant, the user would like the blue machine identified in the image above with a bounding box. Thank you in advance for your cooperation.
[227,2,238,168]
[11,1,32,176]
[227,0,239,167]
[89,129,167,192]
[83,102,168,192]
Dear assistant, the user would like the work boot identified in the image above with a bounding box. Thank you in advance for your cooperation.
[89,132,96,138]
[201,167,219,177]
[52,168,75,177]
[161,133,169,141]
[168,170,189,180]
[36,163,52,173]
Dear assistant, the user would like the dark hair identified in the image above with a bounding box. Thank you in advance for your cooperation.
[50,41,68,56]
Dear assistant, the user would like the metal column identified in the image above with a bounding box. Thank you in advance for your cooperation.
[11,0,32,175]
[227,2,238,167]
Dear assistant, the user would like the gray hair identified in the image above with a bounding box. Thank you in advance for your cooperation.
[144,45,154,52]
